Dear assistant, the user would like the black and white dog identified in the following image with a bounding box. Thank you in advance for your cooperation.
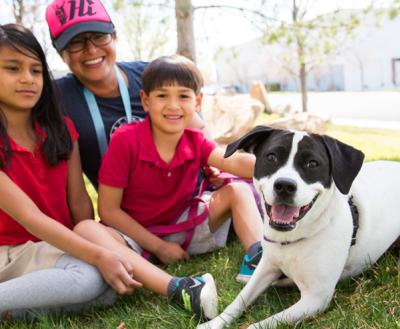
[198,126,400,329]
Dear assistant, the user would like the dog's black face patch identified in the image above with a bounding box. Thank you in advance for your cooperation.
[294,135,331,188]
[253,130,294,180]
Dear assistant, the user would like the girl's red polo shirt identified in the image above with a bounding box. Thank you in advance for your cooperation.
[0,118,78,245]
[99,117,217,227]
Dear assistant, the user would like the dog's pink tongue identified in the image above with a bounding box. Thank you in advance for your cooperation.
[271,205,300,223]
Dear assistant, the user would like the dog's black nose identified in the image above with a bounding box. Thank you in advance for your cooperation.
[274,178,297,196]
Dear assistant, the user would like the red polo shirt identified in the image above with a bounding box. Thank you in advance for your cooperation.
[0,118,78,245]
[99,117,217,227]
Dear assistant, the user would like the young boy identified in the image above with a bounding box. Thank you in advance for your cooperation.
[97,55,264,283]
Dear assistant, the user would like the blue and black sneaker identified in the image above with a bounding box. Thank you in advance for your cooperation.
[169,273,218,320]
[236,247,263,283]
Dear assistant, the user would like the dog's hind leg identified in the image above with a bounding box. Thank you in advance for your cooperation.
[197,264,281,329]
[246,290,334,329]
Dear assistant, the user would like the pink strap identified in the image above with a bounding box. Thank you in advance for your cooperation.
[181,199,208,250]
[141,201,207,262]
[141,172,261,261]
[147,197,208,236]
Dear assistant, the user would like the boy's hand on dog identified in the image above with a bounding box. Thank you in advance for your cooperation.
[155,241,189,264]
[204,166,225,189]
[97,251,142,295]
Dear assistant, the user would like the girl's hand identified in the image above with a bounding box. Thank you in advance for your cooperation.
[155,241,189,264]
[96,250,142,295]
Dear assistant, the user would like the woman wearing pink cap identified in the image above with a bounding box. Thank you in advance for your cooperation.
[46,0,206,189]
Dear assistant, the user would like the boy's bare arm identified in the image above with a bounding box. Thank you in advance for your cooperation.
[98,184,188,264]
[207,147,256,178]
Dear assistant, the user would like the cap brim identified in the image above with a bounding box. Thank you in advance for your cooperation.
[53,21,114,52]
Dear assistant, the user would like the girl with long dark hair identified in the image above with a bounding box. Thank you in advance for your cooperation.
[0,24,141,322]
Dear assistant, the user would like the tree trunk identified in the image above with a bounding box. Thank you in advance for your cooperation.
[293,0,308,112]
[175,0,196,62]
[299,63,308,112]
[12,0,24,24]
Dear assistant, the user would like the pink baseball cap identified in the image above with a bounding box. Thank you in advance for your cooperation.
[46,0,115,51]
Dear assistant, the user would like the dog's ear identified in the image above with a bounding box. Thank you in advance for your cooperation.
[224,125,275,158]
[320,135,364,194]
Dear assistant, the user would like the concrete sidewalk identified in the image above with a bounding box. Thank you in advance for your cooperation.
[267,91,400,130]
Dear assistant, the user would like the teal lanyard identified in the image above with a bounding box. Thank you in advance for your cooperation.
[83,65,132,156]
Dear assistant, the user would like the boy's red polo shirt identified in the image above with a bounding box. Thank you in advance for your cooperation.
[0,118,78,245]
[99,117,217,227]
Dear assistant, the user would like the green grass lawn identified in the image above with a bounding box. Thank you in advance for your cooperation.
[326,124,400,162]
[5,122,399,329]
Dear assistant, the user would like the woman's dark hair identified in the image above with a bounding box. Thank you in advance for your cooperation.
[0,24,72,169]
[142,54,204,95]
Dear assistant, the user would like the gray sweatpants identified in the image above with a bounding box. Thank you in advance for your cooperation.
[0,254,117,321]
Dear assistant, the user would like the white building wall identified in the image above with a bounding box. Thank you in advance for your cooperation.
[340,16,400,90]
[216,13,400,92]
[216,40,293,90]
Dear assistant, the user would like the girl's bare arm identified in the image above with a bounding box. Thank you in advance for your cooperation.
[0,171,140,294]
[67,141,94,223]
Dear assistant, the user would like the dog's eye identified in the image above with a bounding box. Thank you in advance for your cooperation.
[306,160,319,168]
[266,153,277,163]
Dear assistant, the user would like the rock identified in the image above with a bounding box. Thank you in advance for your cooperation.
[271,103,296,117]
[266,112,328,134]
[202,94,263,144]
[250,81,272,114]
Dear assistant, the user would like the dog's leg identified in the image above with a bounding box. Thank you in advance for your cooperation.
[197,262,281,329]
[246,289,334,329]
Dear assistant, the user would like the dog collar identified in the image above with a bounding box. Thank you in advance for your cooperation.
[348,195,359,246]
[263,235,304,246]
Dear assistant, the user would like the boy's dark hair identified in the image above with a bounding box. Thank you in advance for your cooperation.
[142,54,204,95]
[0,24,72,169]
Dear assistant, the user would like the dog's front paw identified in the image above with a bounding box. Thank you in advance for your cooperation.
[247,324,266,329]
[197,317,226,329]
[247,317,279,329]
